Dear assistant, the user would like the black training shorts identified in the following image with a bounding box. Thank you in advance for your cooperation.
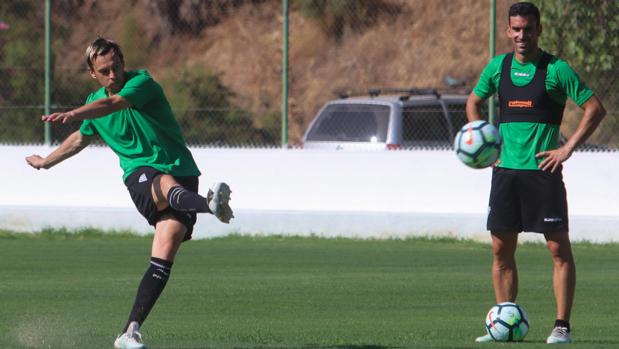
[487,167,569,233]
[124,166,199,240]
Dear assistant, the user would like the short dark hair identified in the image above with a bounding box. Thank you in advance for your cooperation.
[85,37,124,70]
[508,2,540,25]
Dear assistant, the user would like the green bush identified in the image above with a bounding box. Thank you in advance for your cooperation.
[0,0,45,143]
[534,0,619,147]
[160,65,278,147]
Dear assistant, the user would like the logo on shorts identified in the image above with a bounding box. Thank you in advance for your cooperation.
[544,217,563,223]
[138,173,148,183]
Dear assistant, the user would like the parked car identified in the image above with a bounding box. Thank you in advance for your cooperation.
[302,88,474,150]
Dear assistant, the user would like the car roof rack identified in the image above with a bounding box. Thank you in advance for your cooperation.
[368,88,440,98]
[336,88,440,100]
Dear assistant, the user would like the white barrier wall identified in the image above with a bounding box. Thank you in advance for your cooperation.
[2,145,618,242]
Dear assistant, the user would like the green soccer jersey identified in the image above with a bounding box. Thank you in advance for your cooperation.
[473,50,593,170]
[80,70,201,180]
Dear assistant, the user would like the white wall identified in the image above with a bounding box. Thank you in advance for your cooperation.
[2,145,618,242]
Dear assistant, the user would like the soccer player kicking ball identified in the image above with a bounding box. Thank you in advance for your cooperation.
[25,37,233,349]
[467,2,605,345]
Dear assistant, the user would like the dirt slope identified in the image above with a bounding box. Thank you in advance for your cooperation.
[56,0,515,141]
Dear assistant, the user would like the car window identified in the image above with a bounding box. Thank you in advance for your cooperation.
[306,104,390,142]
[402,103,450,144]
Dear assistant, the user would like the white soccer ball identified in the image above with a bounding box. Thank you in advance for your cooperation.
[454,120,501,169]
[484,302,530,342]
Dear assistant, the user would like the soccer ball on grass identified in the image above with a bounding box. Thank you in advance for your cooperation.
[454,120,501,169]
[484,302,530,342]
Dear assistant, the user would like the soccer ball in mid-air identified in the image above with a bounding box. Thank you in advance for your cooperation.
[484,302,530,342]
[454,120,501,169]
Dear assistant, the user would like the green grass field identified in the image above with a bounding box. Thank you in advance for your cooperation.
[0,230,617,349]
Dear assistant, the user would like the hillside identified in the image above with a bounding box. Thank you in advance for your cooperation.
[54,0,516,142]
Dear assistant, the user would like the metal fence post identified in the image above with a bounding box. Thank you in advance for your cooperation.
[489,0,496,124]
[44,0,51,145]
[281,0,289,147]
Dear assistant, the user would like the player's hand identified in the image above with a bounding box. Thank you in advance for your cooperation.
[536,146,572,172]
[41,111,75,124]
[25,155,47,170]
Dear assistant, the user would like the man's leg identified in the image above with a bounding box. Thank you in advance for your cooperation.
[491,232,519,303]
[152,174,208,212]
[124,217,186,326]
[544,231,575,344]
[115,217,186,349]
[476,231,520,342]
[153,174,233,223]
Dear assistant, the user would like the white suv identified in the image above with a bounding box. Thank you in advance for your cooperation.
[302,89,472,150]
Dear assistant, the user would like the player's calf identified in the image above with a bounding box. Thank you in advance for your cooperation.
[167,185,210,213]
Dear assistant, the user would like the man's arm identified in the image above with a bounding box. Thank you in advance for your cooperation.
[26,130,93,170]
[536,96,606,172]
[466,92,486,122]
[41,94,131,124]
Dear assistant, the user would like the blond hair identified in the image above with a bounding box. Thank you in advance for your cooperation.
[85,37,124,70]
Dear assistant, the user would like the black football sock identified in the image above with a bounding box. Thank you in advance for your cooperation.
[554,319,570,332]
[123,257,173,332]
[167,185,210,213]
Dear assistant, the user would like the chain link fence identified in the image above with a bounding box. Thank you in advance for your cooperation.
[0,0,617,150]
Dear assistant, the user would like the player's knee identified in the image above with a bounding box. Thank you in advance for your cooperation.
[152,174,178,200]
[549,248,574,265]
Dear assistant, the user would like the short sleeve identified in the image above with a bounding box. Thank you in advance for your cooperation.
[473,55,505,100]
[117,71,159,108]
[79,119,96,136]
[552,60,594,107]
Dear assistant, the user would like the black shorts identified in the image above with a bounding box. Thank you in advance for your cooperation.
[487,167,569,233]
[124,167,199,241]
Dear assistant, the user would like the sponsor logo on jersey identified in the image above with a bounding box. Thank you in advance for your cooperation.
[514,72,530,77]
[508,100,533,108]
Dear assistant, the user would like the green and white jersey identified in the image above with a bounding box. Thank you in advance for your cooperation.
[80,70,200,180]
[473,50,593,170]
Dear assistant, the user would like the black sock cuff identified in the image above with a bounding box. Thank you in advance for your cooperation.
[150,257,173,270]
[554,319,570,332]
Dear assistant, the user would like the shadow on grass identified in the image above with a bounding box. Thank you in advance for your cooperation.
[159,346,404,349]
[305,346,400,349]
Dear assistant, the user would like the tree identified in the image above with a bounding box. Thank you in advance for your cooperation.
[0,0,45,143]
[534,0,619,146]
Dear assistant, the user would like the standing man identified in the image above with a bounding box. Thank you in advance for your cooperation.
[26,37,234,349]
[467,2,605,344]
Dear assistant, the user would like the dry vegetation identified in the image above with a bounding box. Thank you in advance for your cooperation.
[55,0,560,143]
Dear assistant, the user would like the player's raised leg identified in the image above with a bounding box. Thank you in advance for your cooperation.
[152,174,233,223]
[545,231,575,344]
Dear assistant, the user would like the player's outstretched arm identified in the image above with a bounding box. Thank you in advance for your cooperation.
[26,130,92,170]
[42,94,131,124]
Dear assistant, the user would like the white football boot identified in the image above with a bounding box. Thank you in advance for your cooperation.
[114,321,145,349]
[207,182,234,223]
[546,326,572,344]
[475,334,494,342]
